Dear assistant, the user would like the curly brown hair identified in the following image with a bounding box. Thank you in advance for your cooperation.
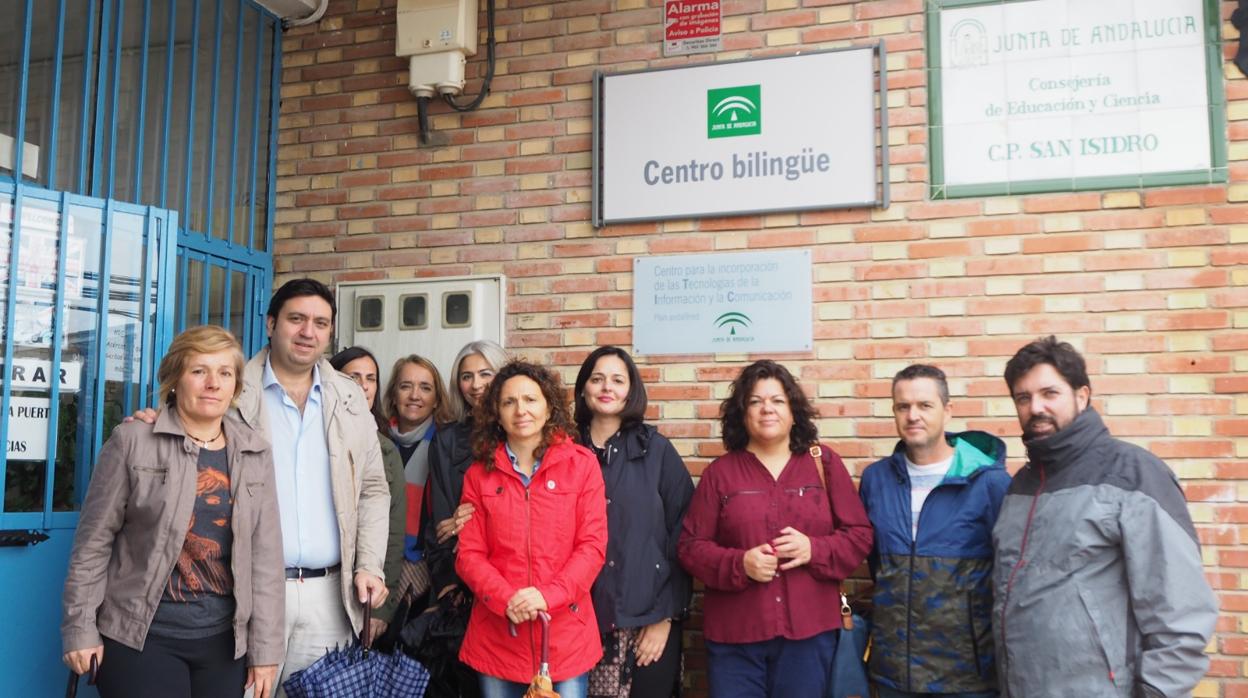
[720,360,819,454]
[470,359,575,468]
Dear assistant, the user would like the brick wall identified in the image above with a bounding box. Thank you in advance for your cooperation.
[275,1,1248,695]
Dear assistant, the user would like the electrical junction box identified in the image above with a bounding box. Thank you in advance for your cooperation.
[396,0,478,57]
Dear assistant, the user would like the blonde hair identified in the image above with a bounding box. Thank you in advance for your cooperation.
[384,354,455,427]
[157,326,246,407]
[446,340,508,421]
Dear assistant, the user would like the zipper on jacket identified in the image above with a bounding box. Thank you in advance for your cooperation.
[524,485,537,673]
[906,538,916,691]
[904,474,961,689]
[1000,464,1045,698]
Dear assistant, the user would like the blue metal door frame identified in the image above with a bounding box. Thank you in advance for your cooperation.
[0,1,281,691]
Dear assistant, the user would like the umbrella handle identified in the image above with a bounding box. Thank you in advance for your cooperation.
[361,590,373,653]
[506,612,552,671]
[537,611,551,669]
[65,655,98,698]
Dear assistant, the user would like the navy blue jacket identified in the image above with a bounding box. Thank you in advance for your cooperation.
[583,423,694,635]
[858,431,1010,694]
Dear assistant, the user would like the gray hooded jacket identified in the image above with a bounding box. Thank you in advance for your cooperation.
[992,408,1216,698]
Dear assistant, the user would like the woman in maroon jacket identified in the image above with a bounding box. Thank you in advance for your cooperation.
[678,360,873,698]
[456,360,608,698]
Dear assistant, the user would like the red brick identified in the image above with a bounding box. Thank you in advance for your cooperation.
[908,278,984,298]
[965,218,1042,236]
[1081,251,1164,271]
[1020,233,1101,254]
[966,297,1044,315]
[751,11,816,29]
[852,224,926,242]
[1022,275,1103,294]
[907,318,984,337]
[1144,227,1227,247]
[1141,186,1226,206]
[908,240,974,258]
[965,257,1044,276]
[1080,210,1166,230]
[1147,311,1230,331]
[1022,193,1100,213]
[854,262,926,281]
[906,201,982,220]
[1085,334,1166,354]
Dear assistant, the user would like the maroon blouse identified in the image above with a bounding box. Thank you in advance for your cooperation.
[677,445,872,644]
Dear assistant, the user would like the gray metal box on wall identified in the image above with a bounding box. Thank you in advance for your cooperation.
[335,275,505,389]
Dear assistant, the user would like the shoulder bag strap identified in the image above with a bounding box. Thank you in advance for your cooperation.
[809,443,855,630]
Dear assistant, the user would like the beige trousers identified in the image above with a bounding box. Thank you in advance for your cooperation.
[273,571,354,697]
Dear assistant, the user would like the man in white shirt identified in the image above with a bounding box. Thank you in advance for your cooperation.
[858,365,1011,697]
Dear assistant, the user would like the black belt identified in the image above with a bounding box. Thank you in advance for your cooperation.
[285,563,341,580]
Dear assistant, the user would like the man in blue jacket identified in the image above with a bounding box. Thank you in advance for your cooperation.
[860,364,1011,697]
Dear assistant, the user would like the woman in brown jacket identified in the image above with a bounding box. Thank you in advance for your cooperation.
[61,326,285,698]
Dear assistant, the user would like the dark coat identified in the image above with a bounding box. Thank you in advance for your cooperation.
[586,423,695,634]
[424,419,474,591]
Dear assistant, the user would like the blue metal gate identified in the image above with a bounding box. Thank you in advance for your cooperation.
[0,0,280,691]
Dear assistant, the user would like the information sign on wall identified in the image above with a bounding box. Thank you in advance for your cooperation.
[664,0,721,57]
[633,250,812,356]
[594,47,887,225]
[930,0,1223,197]
[7,396,50,460]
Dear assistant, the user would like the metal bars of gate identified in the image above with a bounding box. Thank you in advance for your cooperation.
[2,0,282,251]
[0,0,37,530]
[0,182,178,530]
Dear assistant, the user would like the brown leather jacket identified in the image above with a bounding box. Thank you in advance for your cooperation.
[61,408,285,666]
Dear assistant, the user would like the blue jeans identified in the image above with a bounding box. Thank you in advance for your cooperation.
[875,686,998,698]
[705,630,838,698]
[479,672,587,698]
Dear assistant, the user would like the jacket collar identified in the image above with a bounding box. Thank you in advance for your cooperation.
[154,406,268,453]
[1023,407,1109,472]
[490,432,575,480]
[238,346,360,432]
[886,430,1006,483]
[578,422,652,463]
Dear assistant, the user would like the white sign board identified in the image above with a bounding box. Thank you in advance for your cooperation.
[7,396,50,460]
[935,0,1213,192]
[633,250,812,355]
[0,358,82,392]
[596,48,882,224]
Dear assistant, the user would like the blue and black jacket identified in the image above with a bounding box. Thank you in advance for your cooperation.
[858,431,1010,694]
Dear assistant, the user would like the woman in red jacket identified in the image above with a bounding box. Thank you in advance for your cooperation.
[456,360,608,698]
[678,360,874,698]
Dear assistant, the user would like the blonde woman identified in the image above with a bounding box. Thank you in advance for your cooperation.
[382,354,455,602]
[62,326,284,698]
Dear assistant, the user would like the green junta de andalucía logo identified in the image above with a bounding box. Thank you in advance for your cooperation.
[715,311,752,335]
[707,85,761,139]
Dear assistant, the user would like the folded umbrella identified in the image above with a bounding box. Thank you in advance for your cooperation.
[283,592,431,698]
[514,611,559,698]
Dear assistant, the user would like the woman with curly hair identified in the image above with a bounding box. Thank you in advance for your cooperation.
[456,360,608,698]
[677,360,873,698]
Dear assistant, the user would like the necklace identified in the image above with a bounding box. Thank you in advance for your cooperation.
[185,425,224,448]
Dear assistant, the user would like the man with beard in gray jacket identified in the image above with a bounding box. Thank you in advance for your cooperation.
[992,336,1216,698]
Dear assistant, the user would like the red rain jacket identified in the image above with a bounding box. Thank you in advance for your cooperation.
[457,436,607,682]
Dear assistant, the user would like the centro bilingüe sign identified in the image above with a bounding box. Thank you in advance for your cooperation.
[593,47,886,226]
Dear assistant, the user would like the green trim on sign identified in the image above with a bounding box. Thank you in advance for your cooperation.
[925,7,945,195]
[926,0,1229,200]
